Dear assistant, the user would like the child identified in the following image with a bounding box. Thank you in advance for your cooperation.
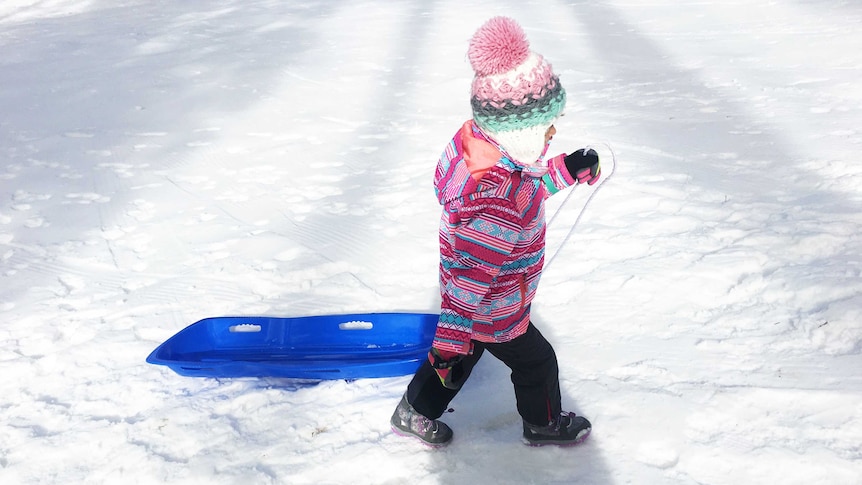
[390,16,600,447]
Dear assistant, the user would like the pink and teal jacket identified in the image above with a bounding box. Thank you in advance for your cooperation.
[432,120,578,355]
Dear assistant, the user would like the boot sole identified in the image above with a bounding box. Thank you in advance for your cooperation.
[522,427,591,447]
[390,425,453,448]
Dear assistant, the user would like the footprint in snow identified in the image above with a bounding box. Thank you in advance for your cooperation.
[635,441,680,469]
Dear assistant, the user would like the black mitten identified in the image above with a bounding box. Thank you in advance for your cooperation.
[564,148,601,185]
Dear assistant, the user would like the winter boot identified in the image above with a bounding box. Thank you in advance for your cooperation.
[390,394,453,447]
[522,411,591,446]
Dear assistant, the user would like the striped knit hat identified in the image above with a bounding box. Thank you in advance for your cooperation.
[468,17,566,166]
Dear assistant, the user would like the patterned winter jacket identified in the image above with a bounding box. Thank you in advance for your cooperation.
[432,120,578,355]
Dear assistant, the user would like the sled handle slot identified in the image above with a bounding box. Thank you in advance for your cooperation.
[338,320,373,330]
[229,324,262,333]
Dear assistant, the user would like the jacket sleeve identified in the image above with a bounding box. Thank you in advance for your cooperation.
[539,153,577,198]
[433,196,523,355]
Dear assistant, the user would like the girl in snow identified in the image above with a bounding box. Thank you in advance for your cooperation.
[390,16,601,447]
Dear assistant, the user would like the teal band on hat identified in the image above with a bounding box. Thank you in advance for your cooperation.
[473,85,566,133]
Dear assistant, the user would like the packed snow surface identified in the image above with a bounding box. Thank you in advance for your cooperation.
[1,1,860,484]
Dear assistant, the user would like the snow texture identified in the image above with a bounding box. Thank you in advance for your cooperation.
[1,1,861,484]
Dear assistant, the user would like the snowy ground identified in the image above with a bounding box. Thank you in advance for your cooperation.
[1,0,861,484]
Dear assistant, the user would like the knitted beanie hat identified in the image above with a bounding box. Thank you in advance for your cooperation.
[468,17,566,165]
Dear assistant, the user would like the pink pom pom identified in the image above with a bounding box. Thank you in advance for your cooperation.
[468,17,530,76]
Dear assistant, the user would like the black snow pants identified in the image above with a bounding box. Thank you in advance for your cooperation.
[406,322,561,427]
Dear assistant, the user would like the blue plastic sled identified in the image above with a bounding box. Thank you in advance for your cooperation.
[146,312,437,380]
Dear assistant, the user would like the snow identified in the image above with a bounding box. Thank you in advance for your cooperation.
[1,0,860,483]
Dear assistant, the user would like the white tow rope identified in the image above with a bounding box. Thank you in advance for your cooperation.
[544,142,618,271]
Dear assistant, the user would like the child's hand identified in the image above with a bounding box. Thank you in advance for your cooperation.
[428,347,465,389]
[565,148,601,185]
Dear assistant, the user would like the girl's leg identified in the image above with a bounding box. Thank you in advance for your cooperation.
[484,323,561,426]
[405,344,485,419]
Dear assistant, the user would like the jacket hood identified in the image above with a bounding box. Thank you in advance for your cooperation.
[434,121,550,206]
